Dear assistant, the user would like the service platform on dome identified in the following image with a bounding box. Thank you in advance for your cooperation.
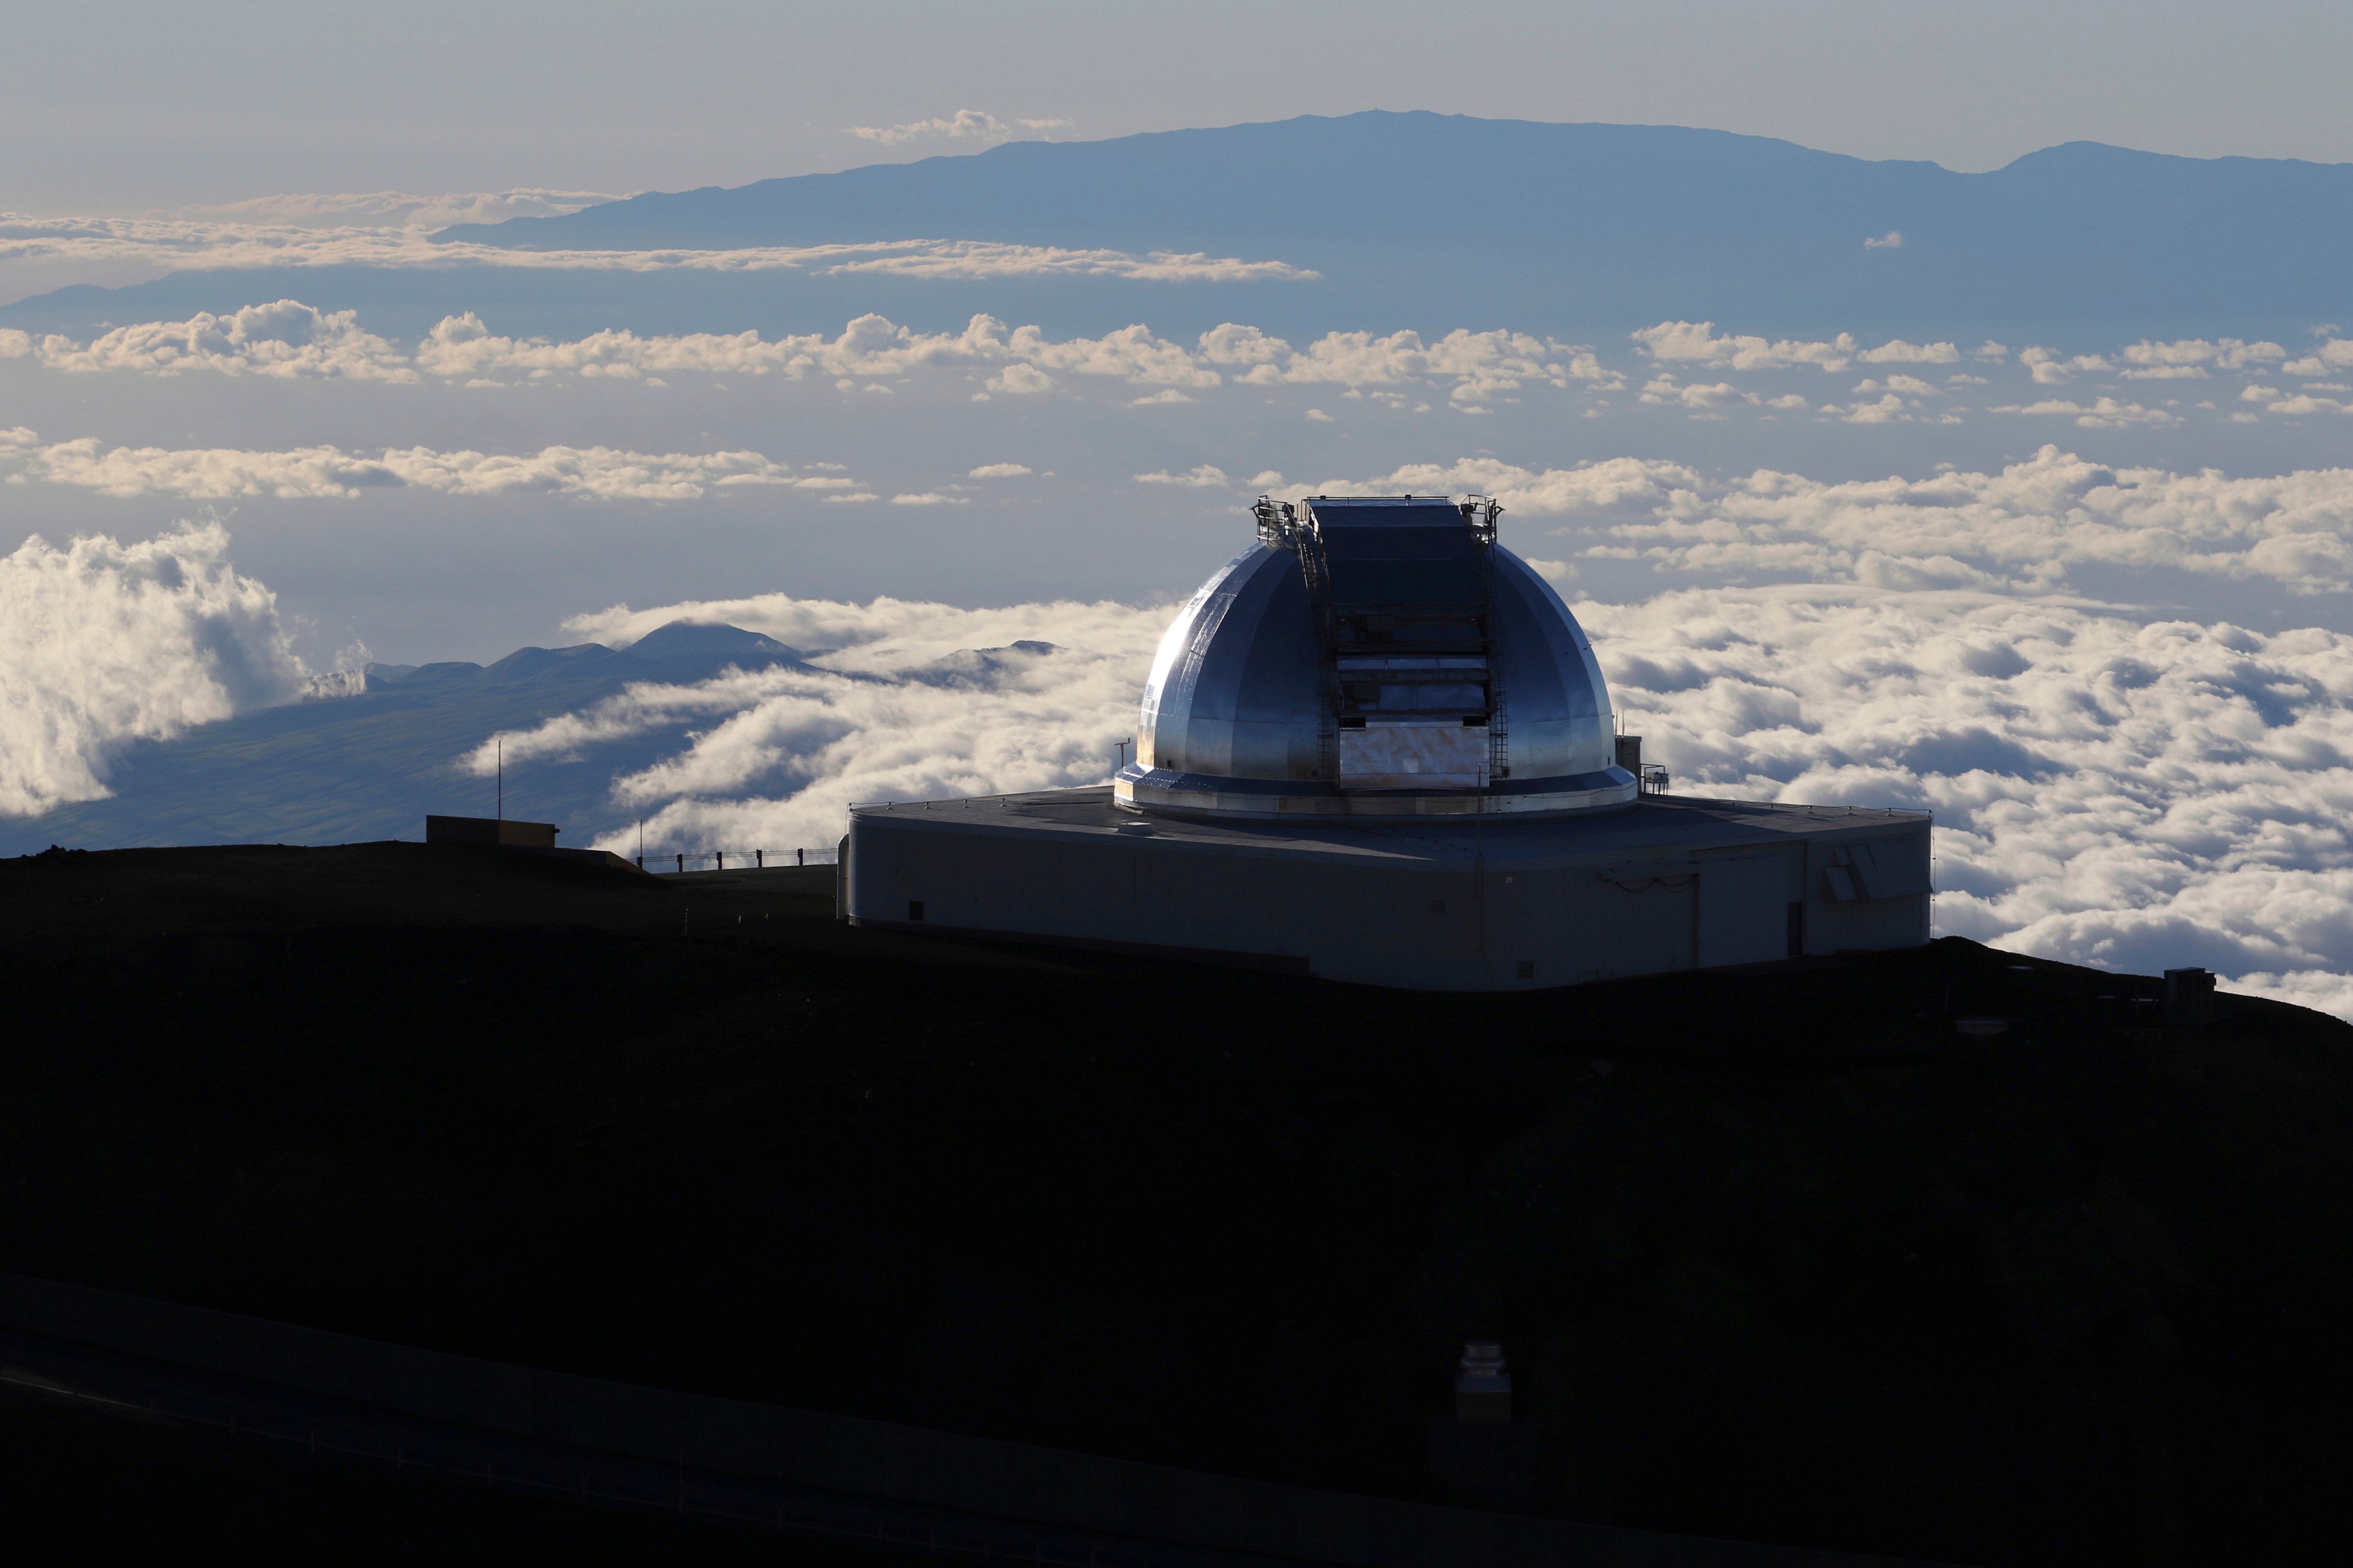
[845,494,1928,990]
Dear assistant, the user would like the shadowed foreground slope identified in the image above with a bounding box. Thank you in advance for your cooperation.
[2,842,2349,1564]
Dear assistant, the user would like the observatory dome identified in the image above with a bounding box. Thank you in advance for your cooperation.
[1115,496,1636,819]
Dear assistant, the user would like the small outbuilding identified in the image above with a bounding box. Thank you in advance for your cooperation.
[425,815,561,849]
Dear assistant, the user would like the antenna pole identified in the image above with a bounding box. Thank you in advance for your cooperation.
[496,738,503,822]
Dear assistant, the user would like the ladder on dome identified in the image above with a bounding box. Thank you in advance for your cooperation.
[1255,496,1342,784]
[1464,496,1510,785]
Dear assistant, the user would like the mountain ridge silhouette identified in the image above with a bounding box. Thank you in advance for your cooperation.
[5,111,2345,356]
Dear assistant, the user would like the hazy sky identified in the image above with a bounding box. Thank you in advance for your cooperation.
[8,0,2353,210]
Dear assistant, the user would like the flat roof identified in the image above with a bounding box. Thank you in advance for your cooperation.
[853,788,1927,869]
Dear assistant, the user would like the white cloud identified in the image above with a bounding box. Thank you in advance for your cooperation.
[1207,326,1620,399]
[0,521,304,816]
[967,463,1033,478]
[2018,347,2115,384]
[0,428,858,501]
[846,109,1073,148]
[171,188,620,229]
[988,364,1055,395]
[1828,392,1915,425]
[20,298,2340,442]
[1589,585,2353,1009]
[451,579,2353,1017]
[491,591,1174,855]
[2239,388,2352,417]
[889,492,967,506]
[0,217,1313,284]
[1639,374,1842,419]
[823,245,1314,284]
[2119,337,2288,378]
[1990,397,2179,428]
[20,490,2349,1009]
[1628,321,1973,389]
[1133,465,1229,488]
[28,300,414,381]
[24,306,1238,392]
[1863,231,1903,249]
[1640,376,1745,412]
[1324,446,2353,594]
[1857,339,1960,365]
[1632,321,1858,373]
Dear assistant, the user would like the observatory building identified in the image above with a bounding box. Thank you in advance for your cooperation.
[844,496,1929,990]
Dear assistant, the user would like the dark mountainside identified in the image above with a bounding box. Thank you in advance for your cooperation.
[10,113,2348,345]
[0,621,810,856]
[5,842,2353,1564]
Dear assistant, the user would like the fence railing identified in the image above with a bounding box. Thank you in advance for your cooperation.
[636,847,839,874]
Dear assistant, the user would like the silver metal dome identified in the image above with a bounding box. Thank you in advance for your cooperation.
[1115,495,1637,819]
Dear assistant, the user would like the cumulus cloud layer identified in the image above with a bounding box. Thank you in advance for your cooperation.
[12,303,2349,433]
[10,301,414,380]
[0,427,858,501]
[3,306,1614,417]
[411,314,1597,401]
[0,522,304,816]
[445,580,2353,1016]
[0,217,1310,283]
[1586,586,2353,1016]
[469,592,1177,855]
[847,109,1074,148]
[171,189,621,229]
[12,478,2349,1012]
[1323,447,2353,594]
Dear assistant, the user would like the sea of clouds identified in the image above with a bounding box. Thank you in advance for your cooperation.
[11,483,2353,1013]
[8,289,2353,1013]
[392,575,2353,1019]
[0,217,1313,285]
[5,305,2350,459]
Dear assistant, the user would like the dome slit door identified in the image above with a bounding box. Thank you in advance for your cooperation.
[1304,495,1498,794]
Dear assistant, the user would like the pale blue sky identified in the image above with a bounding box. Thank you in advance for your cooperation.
[7,0,2353,210]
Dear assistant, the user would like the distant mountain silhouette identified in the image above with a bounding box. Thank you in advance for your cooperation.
[427,112,2353,339]
[0,622,813,856]
[614,621,799,665]
[10,112,2346,345]
[904,640,1061,688]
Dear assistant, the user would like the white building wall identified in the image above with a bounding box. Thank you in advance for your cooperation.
[846,799,1929,993]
